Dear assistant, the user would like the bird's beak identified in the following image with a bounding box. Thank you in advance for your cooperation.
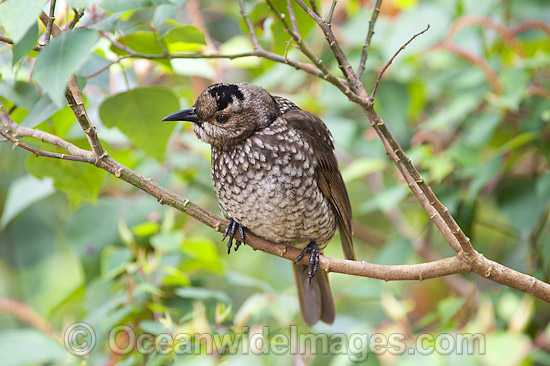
[162,107,200,122]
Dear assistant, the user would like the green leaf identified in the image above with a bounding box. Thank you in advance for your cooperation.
[341,157,386,183]
[0,329,68,366]
[101,0,172,12]
[151,231,184,252]
[131,221,160,237]
[483,332,531,365]
[180,236,223,275]
[421,94,479,131]
[20,95,62,128]
[0,80,41,110]
[25,153,105,202]
[0,0,44,43]
[116,31,165,55]
[497,179,549,234]
[67,0,100,7]
[0,175,55,229]
[12,21,39,66]
[359,185,409,214]
[99,87,178,161]
[101,245,133,279]
[162,25,206,52]
[33,28,99,108]
[162,267,191,286]
[437,297,466,325]
[176,287,232,304]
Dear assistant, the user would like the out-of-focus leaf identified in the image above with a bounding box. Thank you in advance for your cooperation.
[341,157,386,183]
[268,0,316,54]
[151,231,184,252]
[176,287,232,304]
[359,185,409,214]
[115,31,165,55]
[25,153,105,202]
[497,179,549,234]
[171,58,216,79]
[421,94,479,131]
[491,132,537,159]
[0,0,44,43]
[64,197,160,277]
[78,53,112,91]
[466,157,502,201]
[162,267,191,286]
[180,236,223,275]
[102,0,172,12]
[67,0,99,7]
[536,172,550,199]
[162,25,206,52]
[0,329,69,366]
[12,21,39,66]
[0,175,54,229]
[234,293,271,327]
[423,154,455,183]
[437,297,466,325]
[101,246,133,279]
[20,95,61,128]
[131,221,160,237]
[374,238,412,265]
[481,332,531,365]
[33,28,98,108]
[99,87,178,161]
[0,81,41,110]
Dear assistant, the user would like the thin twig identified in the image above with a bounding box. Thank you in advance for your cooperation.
[85,55,131,79]
[293,0,368,98]
[43,0,57,45]
[327,1,337,24]
[287,0,300,38]
[0,102,91,157]
[39,12,107,159]
[357,0,382,78]
[308,0,320,16]
[265,0,358,102]
[371,24,430,99]
[238,0,260,50]
[66,8,85,30]
[0,36,42,51]
[0,129,93,163]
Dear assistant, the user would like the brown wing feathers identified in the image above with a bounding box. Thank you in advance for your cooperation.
[283,109,356,261]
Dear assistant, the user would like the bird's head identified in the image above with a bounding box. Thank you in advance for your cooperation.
[163,82,279,148]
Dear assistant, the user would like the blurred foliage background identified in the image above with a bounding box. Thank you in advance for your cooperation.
[0,0,549,365]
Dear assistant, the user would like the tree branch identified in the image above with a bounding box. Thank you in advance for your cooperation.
[371,24,430,99]
[357,0,382,78]
[293,0,368,99]
[43,0,57,45]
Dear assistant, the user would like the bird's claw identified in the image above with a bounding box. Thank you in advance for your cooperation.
[294,241,320,283]
[222,219,245,254]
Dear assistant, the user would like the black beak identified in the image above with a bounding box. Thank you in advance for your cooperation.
[162,107,200,122]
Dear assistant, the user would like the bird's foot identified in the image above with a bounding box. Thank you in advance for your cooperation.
[222,219,245,254]
[294,241,320,283]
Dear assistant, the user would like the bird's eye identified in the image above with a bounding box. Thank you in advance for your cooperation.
[216,114,228,123]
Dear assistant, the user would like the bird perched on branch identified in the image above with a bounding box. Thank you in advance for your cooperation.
[163,82,355,326]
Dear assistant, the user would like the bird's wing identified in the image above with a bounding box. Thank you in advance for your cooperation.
[283,108,356,261]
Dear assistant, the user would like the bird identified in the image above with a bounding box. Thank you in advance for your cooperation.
[162,82,355,326]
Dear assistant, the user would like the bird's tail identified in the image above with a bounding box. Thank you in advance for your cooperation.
[293,263,335,326]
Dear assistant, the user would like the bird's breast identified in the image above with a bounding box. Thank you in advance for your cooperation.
[210,122,337,247]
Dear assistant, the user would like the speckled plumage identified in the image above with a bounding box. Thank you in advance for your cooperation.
[163,82,355,326]
[211,114,337,249]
